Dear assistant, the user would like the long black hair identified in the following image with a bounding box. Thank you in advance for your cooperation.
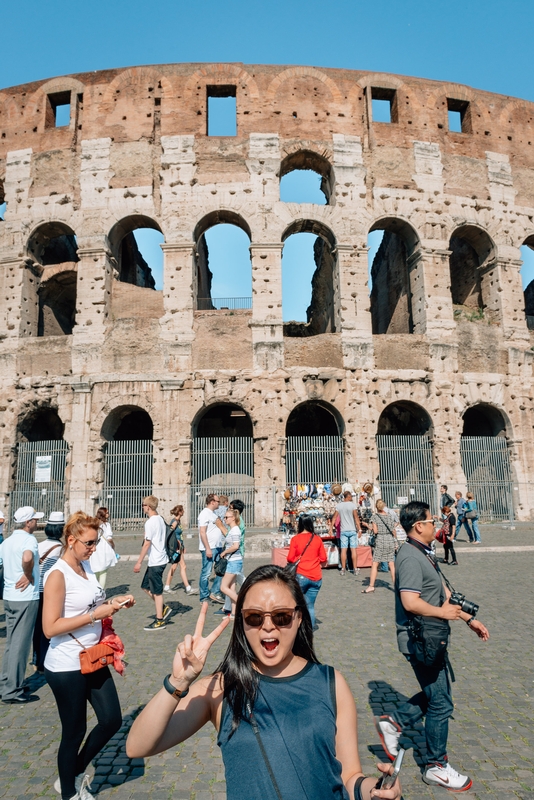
[297,514,316,535]
[216,564,319,734]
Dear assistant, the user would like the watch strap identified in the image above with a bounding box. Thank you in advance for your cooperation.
[163,673,189,699]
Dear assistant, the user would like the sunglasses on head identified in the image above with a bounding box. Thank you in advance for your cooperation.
[242,607,299,628]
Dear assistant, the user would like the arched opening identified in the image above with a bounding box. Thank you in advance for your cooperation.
[520,236,534,330]
[194,212,252,310]
[13,407,68,519]
[368,218,418,334]
[460,404,513,520]
[449,225,495,322]
[26,222,79,337]
[376,401,435,510]
[191,403,254,523]
[285,401,345,484]
[108,216,163,288]
[279,151,333,205]
[101,406,154,526]
[282,220,337,337]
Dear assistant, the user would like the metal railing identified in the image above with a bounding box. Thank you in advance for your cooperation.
[11,440,69,520]
[377,435,437,512]
[285,436,345,484]
[192,437,254,485]
[460,436,514,521]
[102,440,153,527]
[197,297,252,310]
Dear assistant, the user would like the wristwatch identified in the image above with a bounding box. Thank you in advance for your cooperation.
[163,673,190,699]
[466,617,476,627]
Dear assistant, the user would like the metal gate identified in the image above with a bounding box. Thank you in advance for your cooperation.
[376,435,437,511]
[191,437,255,525]
[103,440,153,527]
[460,436,514,520]
[12,440,69,520]
[285,436,345,484]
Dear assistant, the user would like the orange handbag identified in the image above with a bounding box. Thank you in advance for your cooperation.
[69,633,115,674]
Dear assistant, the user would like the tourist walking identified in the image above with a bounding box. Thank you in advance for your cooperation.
[439,485,454,511]
[198,494,227,604]
[0,506,43,703]
[331,490,362,575]
[126,565,401,800]
[375,501,489,792]
[33,511,64,672]
[465,493,482,543]
[218,508,243,618]
[454,491,473,542]
[163,505,198,596]
[89,508,116,589]
[287,514,327,630]
[215,499,247,619]
[363,500,397,594]
[43,511,134,800]
[134,496,170,630]
[441,506,458,566]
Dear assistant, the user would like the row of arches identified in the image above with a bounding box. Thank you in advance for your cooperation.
[20,211,534,338]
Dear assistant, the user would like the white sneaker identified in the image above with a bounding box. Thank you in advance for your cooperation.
[185,585,199,595]
[374,715,401,761]
[423,762,473,791]
[54,773,93,796]
[163,586,176,593]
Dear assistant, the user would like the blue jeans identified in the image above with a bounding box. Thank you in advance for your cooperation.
[199,547,222,601]
[296,574,322,628]
[455,517,473,542]
[470,518,481,542]
[392,654,453,765]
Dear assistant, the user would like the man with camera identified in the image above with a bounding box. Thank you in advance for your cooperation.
[375,501,489,792]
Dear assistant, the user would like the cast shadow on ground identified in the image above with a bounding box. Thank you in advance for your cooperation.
[360,577,395,593]
[368,680,426,771]
[24,670,48,693]
[106,584,131,598]
[89,706,145,792]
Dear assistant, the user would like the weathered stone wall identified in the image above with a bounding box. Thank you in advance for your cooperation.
[1,63,534,520]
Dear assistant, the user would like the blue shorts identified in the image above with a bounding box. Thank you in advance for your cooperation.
[340,531,358,549]
[226,558,243,575]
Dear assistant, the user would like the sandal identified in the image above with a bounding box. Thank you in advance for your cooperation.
[362,587,375,593]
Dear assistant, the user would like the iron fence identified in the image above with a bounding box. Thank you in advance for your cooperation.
[192,437,254,485]
[376,434,438,512]
[285,436,345,484]
[11,440,69,520]
[197,297,252,310]
[460,436,514,521]
[102,440,153,528]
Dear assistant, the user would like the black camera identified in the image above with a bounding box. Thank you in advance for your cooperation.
[449,591,479,617]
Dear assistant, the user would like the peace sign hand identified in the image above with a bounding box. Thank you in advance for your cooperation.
[171,601,231,690]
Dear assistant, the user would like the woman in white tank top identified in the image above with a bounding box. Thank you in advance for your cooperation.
[43,512,135,800]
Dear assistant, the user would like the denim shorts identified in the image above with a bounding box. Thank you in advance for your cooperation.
[226,558,243,575]
[340,531,358,548]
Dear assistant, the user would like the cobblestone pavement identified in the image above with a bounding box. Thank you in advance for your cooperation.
[1,527,533,799]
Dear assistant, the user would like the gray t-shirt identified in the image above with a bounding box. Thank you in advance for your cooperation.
[395,541,446,654]
[336,501,359,533]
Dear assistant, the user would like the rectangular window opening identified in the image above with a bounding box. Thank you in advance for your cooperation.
[46,91,72,128]
[447,98,471,133]
[207,85,237,136]
[371,87,398,123]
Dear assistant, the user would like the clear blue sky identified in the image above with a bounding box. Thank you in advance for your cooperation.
[2,0,534,313]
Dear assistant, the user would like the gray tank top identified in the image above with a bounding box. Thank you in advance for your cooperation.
[218,661,350,800]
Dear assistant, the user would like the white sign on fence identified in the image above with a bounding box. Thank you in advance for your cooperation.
[34,455,52,483]
[397,496,409,505]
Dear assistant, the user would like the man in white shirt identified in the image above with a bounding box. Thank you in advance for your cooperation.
[134,495,171,631]
[0,506,43,703]
[198,493,227,603]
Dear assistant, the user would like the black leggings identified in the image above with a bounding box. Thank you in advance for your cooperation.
[443,539,457,563]
[45,666,122,800]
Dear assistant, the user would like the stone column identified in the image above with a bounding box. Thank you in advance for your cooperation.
[337,244,373,368]
[409,245,456,337]
[72,240,114,374]
[481,252,530,344]
[0,255,40,338]
[66,381,95,514]
[250,243,284,370]
[159,242,195,371]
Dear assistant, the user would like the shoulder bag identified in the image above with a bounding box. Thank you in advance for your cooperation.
[285,533,314,577]
[69,632,114,674]
[213,553,228,577]
[39,542,62,564]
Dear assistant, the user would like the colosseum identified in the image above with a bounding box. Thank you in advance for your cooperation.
[1,62,534,526]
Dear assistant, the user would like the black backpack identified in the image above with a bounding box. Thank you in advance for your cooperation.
[165,521,182,564]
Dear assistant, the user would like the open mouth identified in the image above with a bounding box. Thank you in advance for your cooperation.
[261,638,279,653]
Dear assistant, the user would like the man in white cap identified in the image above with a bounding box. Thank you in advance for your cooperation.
[0,506,43,704]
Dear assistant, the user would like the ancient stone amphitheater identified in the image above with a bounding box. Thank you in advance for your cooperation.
[1,63,533,526]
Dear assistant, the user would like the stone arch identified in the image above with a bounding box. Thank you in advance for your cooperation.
[193,211,252,310]
[100,405,154,442]
[281,219,338,336]
[184,64,260,102]
[461,403,509,438]
[285,400,345,484]
[108,215,164,288]
[280,149,334,205]
[102,67,174,104]
[191,403,254,490]
[38,266,77,336]
[377,401,433,436]
[27,221,79,266]
[286,400,344,437]
[368,216,420,334]
[17,405,65,443]
[448,223,496,320]
[28,76,85,132]
[266,67,343,105]
[193,402,253,438]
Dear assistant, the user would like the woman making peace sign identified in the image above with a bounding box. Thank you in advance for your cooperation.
[127,564,401,800]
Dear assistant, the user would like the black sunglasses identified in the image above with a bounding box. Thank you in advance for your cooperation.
[242,607,299,628]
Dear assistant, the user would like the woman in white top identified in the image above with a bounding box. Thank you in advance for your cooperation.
[89,507,116,589]
[219,509,243,619]
[43,511,135,800]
